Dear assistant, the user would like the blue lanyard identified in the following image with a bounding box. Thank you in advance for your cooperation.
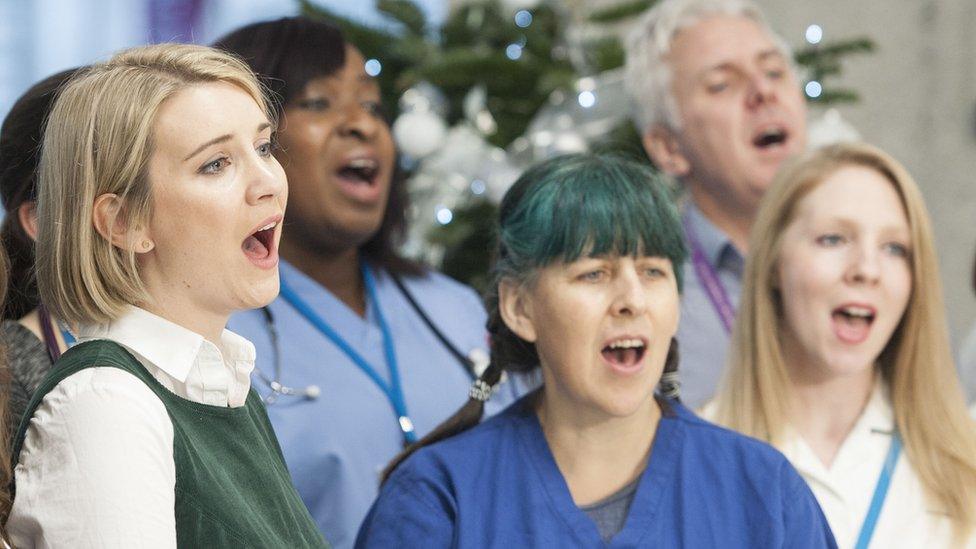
[278,263,417,445]
[60,325,76,346]
[854,433,902,549]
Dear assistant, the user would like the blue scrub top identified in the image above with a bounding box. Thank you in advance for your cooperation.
[356,395,838,548]
[228,260,521,548]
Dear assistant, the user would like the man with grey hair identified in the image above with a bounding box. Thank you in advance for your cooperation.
[625,0,807,407]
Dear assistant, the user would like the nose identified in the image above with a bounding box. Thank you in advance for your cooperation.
[845,244,881,286]
[338,102,381,141]
[245,151,287,206]
[611,262,648,317]
[745,71,778,110]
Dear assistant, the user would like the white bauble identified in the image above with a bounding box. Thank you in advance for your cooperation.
[393,111,448,159]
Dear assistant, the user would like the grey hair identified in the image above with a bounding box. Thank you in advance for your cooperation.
[624,0,792,133]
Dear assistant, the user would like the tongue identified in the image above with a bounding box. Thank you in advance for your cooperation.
[832,313,870,344]
[602,347,638,367]
[242,235,269,259]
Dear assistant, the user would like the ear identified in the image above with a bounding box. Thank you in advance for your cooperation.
[642,126,691,177]
[17,201,39,241]
[498,279,538,344]
[92,193,153,253]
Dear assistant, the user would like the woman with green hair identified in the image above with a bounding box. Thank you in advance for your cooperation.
[355,154,836,548]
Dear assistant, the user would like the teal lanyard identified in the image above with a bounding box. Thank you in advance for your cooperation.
[278,263,417,445]
[854,433,902,549]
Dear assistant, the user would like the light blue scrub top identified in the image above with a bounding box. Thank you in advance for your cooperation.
[357,395,838,548]
[676,203,744,408]
[228,260,520,548]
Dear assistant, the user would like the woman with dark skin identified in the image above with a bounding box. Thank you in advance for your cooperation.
[216,18,521,547]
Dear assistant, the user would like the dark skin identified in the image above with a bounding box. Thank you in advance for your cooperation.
[275,46,396,317]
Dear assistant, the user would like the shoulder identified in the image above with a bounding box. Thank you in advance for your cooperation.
[391,269,485,312]
[30,366,169,432]
[2,320,51,385]
[388,398,529,490]
[668,402,800,479]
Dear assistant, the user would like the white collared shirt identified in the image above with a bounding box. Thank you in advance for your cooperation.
[779,382,973,549]
[7,306,256,549]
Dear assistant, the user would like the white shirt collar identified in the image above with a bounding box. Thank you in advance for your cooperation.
[76,306,256,405]
[782,377,894,486]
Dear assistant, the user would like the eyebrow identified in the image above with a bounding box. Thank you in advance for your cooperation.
[698,48,786,78]
[183,122,273,162]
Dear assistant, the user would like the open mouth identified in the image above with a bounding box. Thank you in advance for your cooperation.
[752,127,789,149]
[336,157,379,186]
[242,220,277,260]
[831,305,875,343]
[601,338,646,370]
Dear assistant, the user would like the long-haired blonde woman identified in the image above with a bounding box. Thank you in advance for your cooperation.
[6,44,326,547]
[707,142,976,547]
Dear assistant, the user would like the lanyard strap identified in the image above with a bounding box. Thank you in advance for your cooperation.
[854,433,902,549]
[278,264,417,444]
[683,214,736,334]
[37,303,74,362]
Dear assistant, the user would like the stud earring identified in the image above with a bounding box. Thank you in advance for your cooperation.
[141,240,154,251]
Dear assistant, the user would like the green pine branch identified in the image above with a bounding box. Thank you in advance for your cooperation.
[588,0,658,23]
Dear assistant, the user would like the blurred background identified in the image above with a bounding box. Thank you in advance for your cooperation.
[1,0,975,347]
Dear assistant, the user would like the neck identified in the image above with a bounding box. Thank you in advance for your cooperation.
[788,365,877,468]
[536,388,660,506]
[280,238,366,317]
[19,307,69,353]
[687,185,754,254]
[138,297,227,345]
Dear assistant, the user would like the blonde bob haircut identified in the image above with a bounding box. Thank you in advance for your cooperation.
[713,142,976,538]
[36,43,272,326]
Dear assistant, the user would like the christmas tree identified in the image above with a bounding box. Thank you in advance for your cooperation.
[300,0,874,290]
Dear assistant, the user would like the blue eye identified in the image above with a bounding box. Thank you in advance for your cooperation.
[707,82,729,93]
[199,156,229,175]
[363,101,385,117]
[579,270,606,282]
[256,141,274,157]
[816,234,845,247]
[883,242,910,258]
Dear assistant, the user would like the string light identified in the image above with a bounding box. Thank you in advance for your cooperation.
[364,59,382,76]
[515,10,532,28]
[805,24,823,45]
[578,90,596,108]
[435,206,454,225]
[470,179,486,195]
[505,44,522,60]
[805,81,823,98]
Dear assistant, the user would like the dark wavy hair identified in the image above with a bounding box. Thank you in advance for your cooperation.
[213,16,419,275]
[383,153,689,481]
[0,68,82,320]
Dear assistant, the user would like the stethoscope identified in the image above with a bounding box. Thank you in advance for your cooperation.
[253,267,487,410]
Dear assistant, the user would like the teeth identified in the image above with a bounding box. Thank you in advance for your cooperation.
[760,128,784,138]
[347,158,377,170]
[258,222,277,232]
[841,306,873,318]
[608,338,644,350]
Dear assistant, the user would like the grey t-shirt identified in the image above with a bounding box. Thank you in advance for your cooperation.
[579,476,641,543]
[1,320,53,440]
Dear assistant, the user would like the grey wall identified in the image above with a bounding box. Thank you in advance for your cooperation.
[756,0,976,345]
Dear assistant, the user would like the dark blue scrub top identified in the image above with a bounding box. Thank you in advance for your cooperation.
[356,395,837,548]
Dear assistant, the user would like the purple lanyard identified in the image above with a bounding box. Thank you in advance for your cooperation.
[683,214,736,334]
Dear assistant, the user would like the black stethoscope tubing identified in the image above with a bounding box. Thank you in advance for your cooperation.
[254,272,477,403]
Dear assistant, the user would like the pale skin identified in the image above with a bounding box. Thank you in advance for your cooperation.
[642,16,808,253]
[775,167,912,466]
[92,82,287,344]
[500,254,680,504]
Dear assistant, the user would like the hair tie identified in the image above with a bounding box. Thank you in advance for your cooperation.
[659,370,681,399]
[469,379,494,402]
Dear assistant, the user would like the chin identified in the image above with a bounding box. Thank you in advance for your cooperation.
[234,275,280,311]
